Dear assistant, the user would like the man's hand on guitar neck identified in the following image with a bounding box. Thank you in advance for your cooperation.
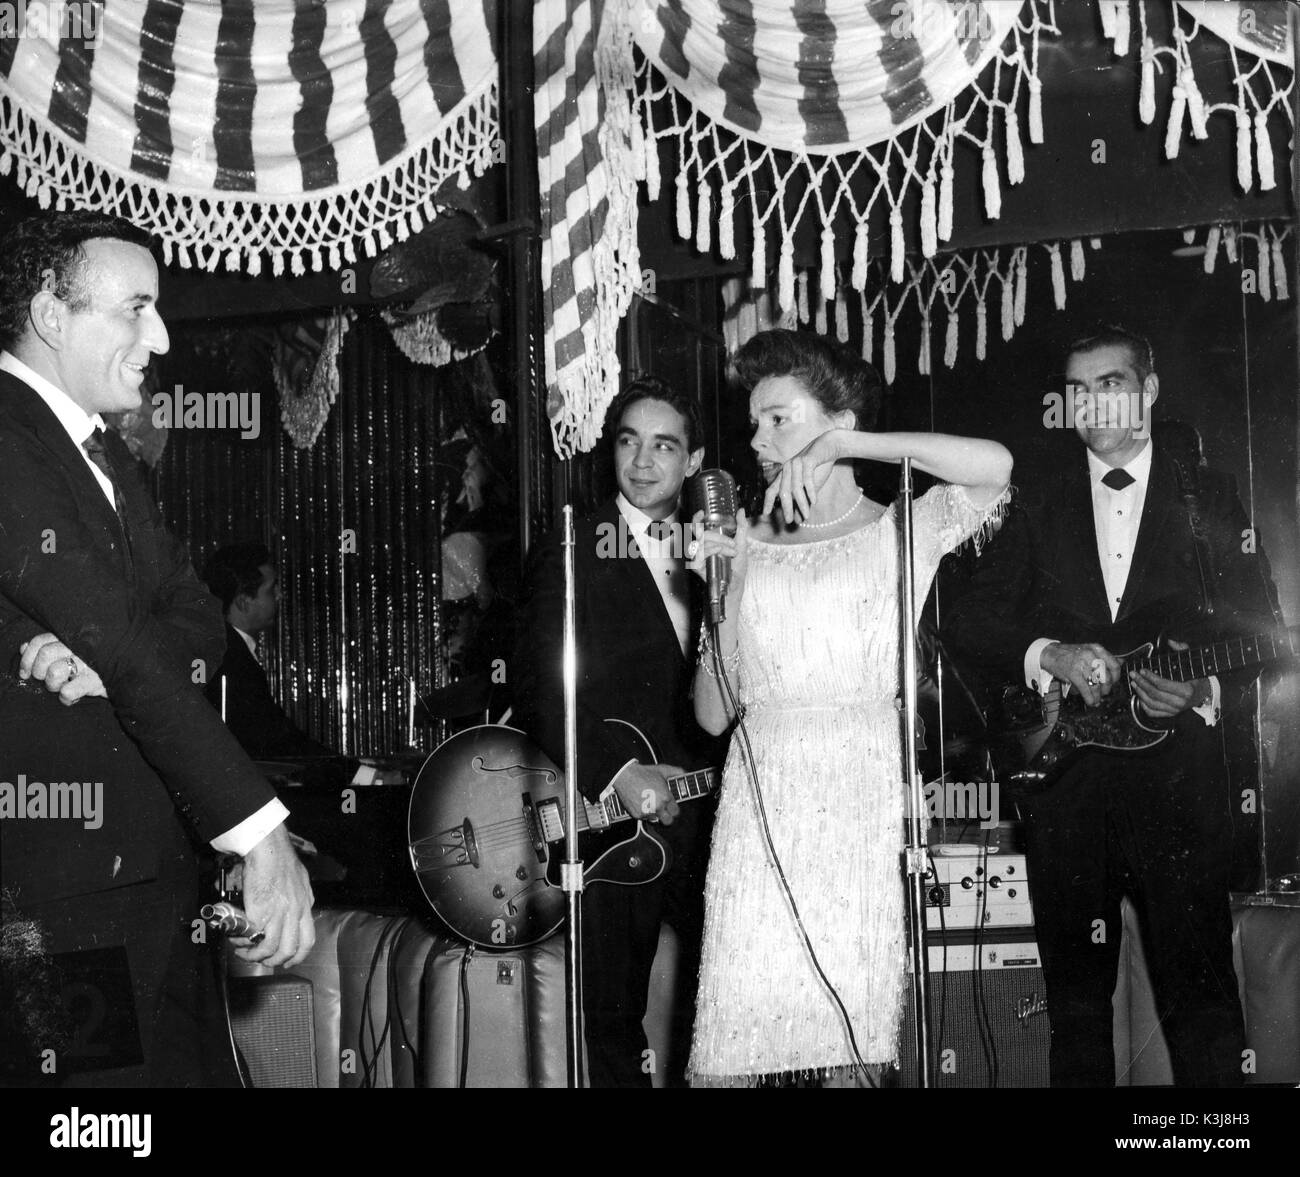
[1131,638,1214,719]
[610,762,683,826]
[1039,642,1122,708]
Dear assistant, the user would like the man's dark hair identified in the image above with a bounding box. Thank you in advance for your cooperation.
[0,211,155,349]
[1065,323,1156,384]
[203,542,274,612]
[731,329,882,431]
[603,375,705,453]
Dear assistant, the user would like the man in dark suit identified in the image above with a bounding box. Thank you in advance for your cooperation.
[201,541,330,759]
[943,324,1281,1087]
[512,377,720,1087]
[0,211,313,1086]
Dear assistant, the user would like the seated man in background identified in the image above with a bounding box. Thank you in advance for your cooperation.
[202,541,330,760]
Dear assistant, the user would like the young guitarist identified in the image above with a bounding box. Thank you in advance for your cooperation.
[511,378,722,1087]
[943,325,1283,1088]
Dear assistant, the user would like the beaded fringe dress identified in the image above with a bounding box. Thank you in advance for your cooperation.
[688,483,1008,1085]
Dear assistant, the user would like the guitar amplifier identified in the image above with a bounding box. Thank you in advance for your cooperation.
[228,974,318,1088]
[925,852,1034,930]
[420,937,568,1088]
[898,935,1050,1088]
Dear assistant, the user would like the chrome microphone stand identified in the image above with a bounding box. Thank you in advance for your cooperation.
[559,505,585,1087]
[898,458,933,1087]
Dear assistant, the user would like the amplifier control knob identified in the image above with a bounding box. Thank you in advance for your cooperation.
[988,876,1002,889]
[1008,888,1018,898]
[961,876,974,890]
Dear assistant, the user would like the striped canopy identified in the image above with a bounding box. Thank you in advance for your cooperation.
[0,0,499,276]
[634,0,1025,151]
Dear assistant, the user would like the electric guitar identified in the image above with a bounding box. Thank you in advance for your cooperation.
[407,720,718,948]
[988,624,1298,801]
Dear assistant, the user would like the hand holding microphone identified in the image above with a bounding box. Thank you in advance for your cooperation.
[201,902,266,945]
[685,469,748,624]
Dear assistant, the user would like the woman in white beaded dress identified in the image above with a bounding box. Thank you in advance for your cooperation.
[686,330,1012,1086]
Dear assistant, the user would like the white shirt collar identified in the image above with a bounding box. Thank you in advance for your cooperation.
[1087,437,1153,489]
[232,626,258,657]
[615,492,677,535]
[0,350,105,447]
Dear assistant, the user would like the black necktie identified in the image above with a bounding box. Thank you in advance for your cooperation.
[1101,467,1135,491]
[82,428,133,559]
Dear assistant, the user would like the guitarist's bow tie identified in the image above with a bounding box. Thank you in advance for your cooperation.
[1101,467,1136,491]
[646,519,675,542]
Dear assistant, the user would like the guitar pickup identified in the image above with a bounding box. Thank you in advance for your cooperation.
[529,794,563,859]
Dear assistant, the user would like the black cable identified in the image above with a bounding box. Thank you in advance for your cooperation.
[926,849,948,1085]
[214,938,252,1089]
[458,945,475,1088]
[713,625,877,1088]
[386,918,422,1080]
[358,919,400,1088]
[971,837,1000,1088]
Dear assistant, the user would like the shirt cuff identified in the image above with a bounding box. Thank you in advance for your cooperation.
[600,759,639,802]
[1025,638,1059,694]
[1192,675,1222,727]
[210,798,290,856]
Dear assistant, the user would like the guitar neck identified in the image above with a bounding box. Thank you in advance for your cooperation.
[1134,625,1300,681]
[578,768,717,831]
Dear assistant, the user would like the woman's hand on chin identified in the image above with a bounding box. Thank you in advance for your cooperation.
[762,429,848,522]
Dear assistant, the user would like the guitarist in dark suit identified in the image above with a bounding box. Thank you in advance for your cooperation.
[942,324,1281,1087]
[512,377,721,1087]
[0,212,314,1085]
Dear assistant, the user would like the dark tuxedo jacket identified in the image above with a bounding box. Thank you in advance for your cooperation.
[204,623,330,759]
[512,499,720,805]
[942,441,1281,724]
[0,369,276,911]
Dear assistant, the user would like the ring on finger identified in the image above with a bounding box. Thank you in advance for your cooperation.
[686,539,700,560]
[65,655,79,681]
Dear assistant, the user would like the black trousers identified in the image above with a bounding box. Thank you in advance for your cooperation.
[20,843,240,1089]
[1021,726,1245,1087]
[580,802,711,1088]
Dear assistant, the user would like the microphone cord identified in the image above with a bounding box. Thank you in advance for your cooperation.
[711,621,876,1087]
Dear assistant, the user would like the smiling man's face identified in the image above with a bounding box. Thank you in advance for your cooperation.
[612,396,703,520]
[53,238,169,415]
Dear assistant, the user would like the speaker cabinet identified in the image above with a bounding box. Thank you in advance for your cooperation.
[228,975,318,1088]
[421,938,568,1088]
[898,939,1050,1088]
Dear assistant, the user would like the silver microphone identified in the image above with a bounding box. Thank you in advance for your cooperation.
[686,469,738,625]
[201,902,266,944]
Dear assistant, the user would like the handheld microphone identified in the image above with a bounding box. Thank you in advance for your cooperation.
[686,469,738,625]
[201,902,266,945]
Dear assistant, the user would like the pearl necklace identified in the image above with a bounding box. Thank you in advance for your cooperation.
[799,492,864,530]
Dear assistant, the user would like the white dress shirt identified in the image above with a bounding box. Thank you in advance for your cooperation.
[0,351,288,852]
[615,493,691,656]
[604,494,692,797]
[1026,441,1219,724]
